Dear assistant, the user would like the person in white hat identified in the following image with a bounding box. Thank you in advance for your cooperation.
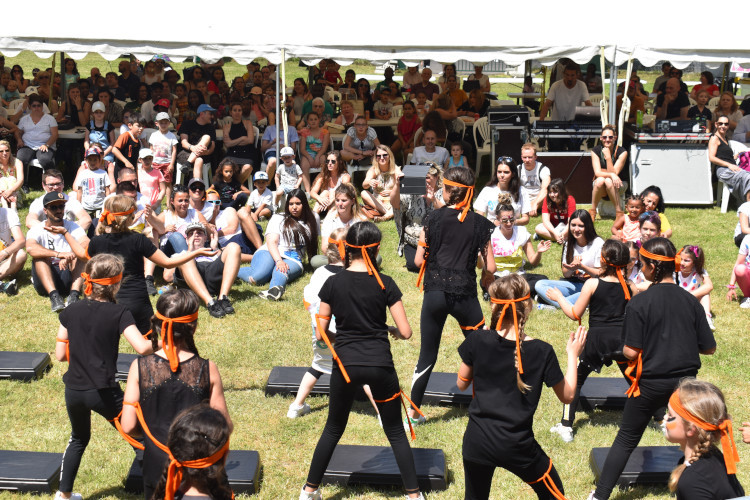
[84,101,116,165]
[247,170,273,221]
[148,111,178,201]
[273,146,302,207]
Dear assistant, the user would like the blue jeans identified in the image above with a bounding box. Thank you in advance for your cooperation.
[161,232,188,256]
[534,279,585,308]
[237,249,303,289]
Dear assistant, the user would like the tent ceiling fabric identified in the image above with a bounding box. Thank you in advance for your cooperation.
[3,1,749,67]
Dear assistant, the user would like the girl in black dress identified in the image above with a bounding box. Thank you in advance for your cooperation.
[456,274,587,500]
[54,254,153,500]
[299,221,424,500]
[546,239,636,442]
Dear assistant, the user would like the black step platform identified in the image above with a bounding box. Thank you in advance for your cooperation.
[322,444,446,492]
[0,352,52,381]
[589,446,683,488]
[116,353,139,383]
[0,450,62,493]
[265,367,472,406]
[125,450,261,494]
[578,377,630,411]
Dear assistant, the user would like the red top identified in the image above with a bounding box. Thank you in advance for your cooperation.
[542,195,576,226]
[397,115,421,145]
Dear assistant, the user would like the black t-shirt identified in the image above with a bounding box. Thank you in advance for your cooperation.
[214,180,242,205]
[676,448,744,500]
[318,269,402,367]
[60,299,135,390]
[623,282,715,379]
[458,331,563,466]
[458,99,490,117]
[88,232,158,299]
[656,92,690,119]
[179,119,216,153]
[687,105,713,125]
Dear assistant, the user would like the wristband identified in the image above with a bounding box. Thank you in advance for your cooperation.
[726,284,737,289]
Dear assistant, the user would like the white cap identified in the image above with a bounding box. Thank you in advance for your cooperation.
[92,101,106,113]
[139,148,154,159]
[280,146,295,157]
[253,171,269,182]
[155,112,170,122]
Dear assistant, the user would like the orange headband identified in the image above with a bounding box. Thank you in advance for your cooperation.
[345,241,384,289]
[491,294,531,374]
[639,246,681,271]
[669,390,739,474]
[328,237,345,261]
[601,257,631,301]
[81,272,122,296]
[164,439,230,500]
[153,310,200,372]
[100,206,135,225]
[442,178,474,222]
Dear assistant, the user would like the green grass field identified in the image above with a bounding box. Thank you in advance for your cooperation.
[0,52,747,499]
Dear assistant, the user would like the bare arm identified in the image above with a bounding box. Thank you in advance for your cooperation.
[457,362,473,392]
[387,300,412,340]
[208,360,233,432]
[122,325,154,355]
[708,136,739,170]
[552,326,588,403]
[539,99,553,121]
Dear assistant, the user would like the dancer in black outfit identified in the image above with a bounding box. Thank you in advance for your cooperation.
[54,254,153,500]
[407,167,495,425]
[300,222,424,500]
[591,237,716,500]
[457,274,587,500]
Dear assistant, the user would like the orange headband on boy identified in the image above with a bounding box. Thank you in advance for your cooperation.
[328,237,345,261]
[345,241,384,289]
[164,439,231,500]
[491,294,530,374]
[669,390,740,474]
[442,178,474,222]
[639,246,680,271]
[601,257,631,301]
[99,206,135,225]
[81,272,122,296]
[152,310,200,372]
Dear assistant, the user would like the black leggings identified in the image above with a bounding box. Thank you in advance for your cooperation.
[410,290,484,409]
[59,386,123,492]
[463,454,564,500]
[561,362,629,428]
[594,376,683,500]
[305,364,420,495]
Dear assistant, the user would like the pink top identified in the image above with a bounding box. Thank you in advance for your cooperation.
[621,216,641,243]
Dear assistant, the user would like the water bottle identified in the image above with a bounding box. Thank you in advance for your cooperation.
[636,110,643,129]
[157,284,173,295]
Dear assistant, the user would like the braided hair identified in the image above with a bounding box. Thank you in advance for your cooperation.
[640,237,676,283]
[149,289,200,354]
[600,239,630,279]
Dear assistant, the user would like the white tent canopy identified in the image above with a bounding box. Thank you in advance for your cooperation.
[4,1,750,69]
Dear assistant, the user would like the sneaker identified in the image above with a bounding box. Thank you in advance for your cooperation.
[206,300,226,318]
[259,285,285,301]
[550,422,574,443]
[706,314,715,331]
[50,292,65,313]
[298,487,322,500]
[406,494,425,500]
[54,492,83,500]
[218,296,235,315]
[1,279,17,296]
[65,291,80,308]
[287,402,311,419]
[403,415,426,433]
[145,276,157,296]
[740,297,750,309]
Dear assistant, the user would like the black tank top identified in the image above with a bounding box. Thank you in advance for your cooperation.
[589,279,629,327]
[226,121,254,158]
[714,135,735,167]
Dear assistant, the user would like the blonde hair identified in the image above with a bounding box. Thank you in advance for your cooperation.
[325,227,347,264]
[96,195,136,235]
[488,274,533,393]
[84,253,124,302]
[668,379,730,492]
[0,140,16,171]
[521,142,537,155]
[372,144,397,177]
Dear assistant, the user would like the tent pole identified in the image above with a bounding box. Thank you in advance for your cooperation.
[721,62,729,94]
[608,47,617,126]
[50,52,57,110]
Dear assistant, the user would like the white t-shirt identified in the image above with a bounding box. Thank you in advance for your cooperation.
[467,74,490,89]
[320,212,359,243]
[473,185,529,223]
[159,208,200,245]
[28,193,84,225]
[547,80,590,121]
[303,264,340,373]
[260,213,319,262]
[562,236,604,279]
[278,163,303,189]
[18,113,58,149]
[76,168,111,211]
[412,146,449,166]
[148,130,178,166]
[490,225,531,276]
[249,187,273,212]
[0,207,20,248]
[27,220,86,265]
[740,234,750,267]
[735,202,750,238]
[517,161,550,204]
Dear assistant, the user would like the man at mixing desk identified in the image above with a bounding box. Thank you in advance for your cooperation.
[655,78,689,121]
[538,64,592,150]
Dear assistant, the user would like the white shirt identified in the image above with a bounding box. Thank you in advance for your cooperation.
[27,220,86,265]
[0,207,20,247]
[412,146,449,166]
[148,130,178,166]
[517,161,550,203]
[547,80,590,121]
[76,168,111,211]
[249,187,273,211]
[735,202,750,238]
[260,213,319,262]
[563,237,604,279]
[29,193,84,225]
[18,113,58,149]
[473,185,529,223]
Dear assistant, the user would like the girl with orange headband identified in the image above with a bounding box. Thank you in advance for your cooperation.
[591,237,716,500]
[300,222,424,500]
[456,274,587,500]
[546,239,637,443]
[151,405,233,500]
[120,289,232,499]
[406,166,495,428]
[54,253,154,500]
[663,379,744,499]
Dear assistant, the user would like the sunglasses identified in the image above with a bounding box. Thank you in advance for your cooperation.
[47,204,66,211]
[601,135,615,140]
[325,159,337,164]
[189,186,205,192]
[206,199,221,205]
[30,103,42,108]
[499,217,515,224]
[717,122,729,127]
[376,154,389,159]
[45,181,63,188]
[497,156,513,164]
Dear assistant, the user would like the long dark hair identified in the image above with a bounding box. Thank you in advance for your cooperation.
[150,289,200,354]
[344,221,381,268]
[319,151,348,190]
[564,209,598,264]
[546,178,568,209]
[600,239,630,279]
[213,158,239,185]
[640,185,666,213]
[443,166,475,206]
[640,237,676,283]
[487,158,520,203]
[282,189,319,260]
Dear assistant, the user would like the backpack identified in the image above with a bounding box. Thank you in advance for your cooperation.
[738,151,750,172]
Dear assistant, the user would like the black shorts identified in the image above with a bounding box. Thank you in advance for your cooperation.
[32,261,73,296]
[224,232,261,255]
[196,258,224,296]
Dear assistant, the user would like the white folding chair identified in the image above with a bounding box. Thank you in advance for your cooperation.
[708,96,720,112]
[717,141,750,213]
[688,97,698,107]
[405,127,424,165]
[589,94,603,106]
[450,118,466,142]
[472,117,491,178]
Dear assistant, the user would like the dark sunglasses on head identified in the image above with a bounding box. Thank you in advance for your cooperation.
[497,156,514,164]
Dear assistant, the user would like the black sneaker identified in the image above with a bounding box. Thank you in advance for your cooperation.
[50,291,65,313]
[207,300,226,318]
[218,296,235,315]
[2,279,17,296]
[65,291,80,307]
[259,285,285,301]
[145,276,157,296]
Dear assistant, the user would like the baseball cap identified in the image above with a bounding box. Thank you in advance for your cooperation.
[185,222,206,235]
[85,147,102,157]
[155,98,171,108]
[188,178,206,190]
[43,192,67,206]
[139,148,154,159]
[280,146,295,157]
[250,86,263,95]
[92,101,106,113]
[196,104,216,114]
[155,112,171,122]
[253,171,269,182]
[25,88,39,97]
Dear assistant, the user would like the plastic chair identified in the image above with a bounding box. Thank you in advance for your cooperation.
[450,118,466,141]
[589,94,603,105]
[717,140,750,213]
[707,96,720,112]
[688,97,697,106]
[8,99,25,115]
[405,127,424,165]
[472,117,491,178]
